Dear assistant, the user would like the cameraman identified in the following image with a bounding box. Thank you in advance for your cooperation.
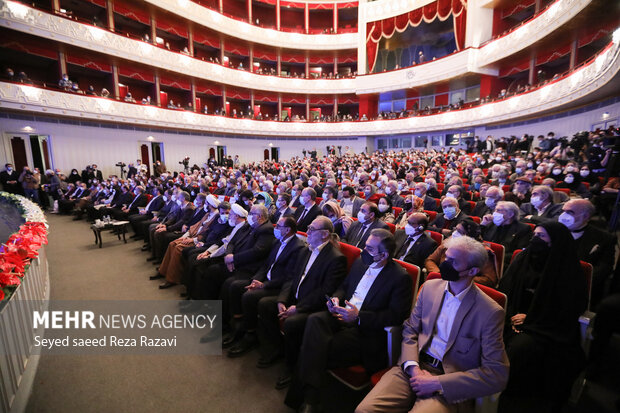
[18,166,40,204]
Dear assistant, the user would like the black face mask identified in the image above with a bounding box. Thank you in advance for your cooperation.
[361,250,377,266]
[528,236,549,254]
[404,201,413,211]
[439,260,462,281]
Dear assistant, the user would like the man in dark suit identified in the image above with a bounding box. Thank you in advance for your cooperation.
[446,185,472,215]
[143,191,193,256]
[289,184,304,209]
[134,189,175,239]
[357,236,509,413]
[340,186,365,218]
[394,212,438,267]
[58,181,91,214]
[226,216,306,358]
[285,229,413,412]
[471,186,503,218]
[342,202,389,249]
[271,193,294,224]
[257,216,347,390]
[129,187,166,236]
[481,201,532,268]
[519,185,563,224]
[413,182,437,212]
[90,164,104,183]
[148,193,205,263]
[194,204,275,342]
[428,197,470,238]
[386,181,405,208]
[93,184,133,219]
[111,186,149,221]
[293,188,322,232]
[560,199,617,308]
[0,163,21,194]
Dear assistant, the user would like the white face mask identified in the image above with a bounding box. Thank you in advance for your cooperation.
[445,192,456,199]
[530,196,543,208]
[451,231,462,238]
[405,224,422,236]
[176,200,183,206]
[484,197,496,208]
[492,212,504,226]
[378,204,389,213]
[552,169,562,175]
[558,212,576,229]
[580,170,589,177]
[219,214,228,223]
[247,215,256,226]
[564,175,574,184]
[357,211,367,224]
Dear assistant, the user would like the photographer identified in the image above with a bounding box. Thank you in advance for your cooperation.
[18,166,40,204]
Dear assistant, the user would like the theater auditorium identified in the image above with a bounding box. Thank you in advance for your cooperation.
[0,0,619,412]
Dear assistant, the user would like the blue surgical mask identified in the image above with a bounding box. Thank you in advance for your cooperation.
[443,207,457,219]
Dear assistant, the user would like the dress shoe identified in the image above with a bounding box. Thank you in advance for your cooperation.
[227,336,258,358]
[159,281,176,289]
[275,372,292,390]
[256,352,283,369]
[146,256,157,262]
[149,273,164,280]
[199,329,221,343]
[298,403,321,413]
[141,245,150,251]
[152,260,162,265]
[179,292,188,298]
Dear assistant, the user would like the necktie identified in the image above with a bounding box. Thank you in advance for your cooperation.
[298,208,308,223]
[356,224,369,247]
[398,237,415,259]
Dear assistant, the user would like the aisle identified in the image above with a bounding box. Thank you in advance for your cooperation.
[26,214,289,413]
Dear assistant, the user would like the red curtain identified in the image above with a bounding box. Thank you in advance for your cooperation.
[499,58,530,77]
[501,0,535,19]
[66,54,112,72]
[156,17,188,38]
[535,44,571,66]
[366,0,467,72]
[160,77,191,90]
[119,67,154,83]
[257,0,357,9]
[113,3,150,25]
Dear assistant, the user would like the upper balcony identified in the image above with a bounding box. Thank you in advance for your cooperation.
[2,35,618,136]
[143,0,358,50]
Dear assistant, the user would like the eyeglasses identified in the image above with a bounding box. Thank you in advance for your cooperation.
[307,226,326,233]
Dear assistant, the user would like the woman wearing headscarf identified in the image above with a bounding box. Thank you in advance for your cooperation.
[498,222,587,413]
[393,194,424,228]
[256,191,275,216]
[376,195,396,224]
[556,171,590,198]
[424,218,498,287]
[321,200,353,239]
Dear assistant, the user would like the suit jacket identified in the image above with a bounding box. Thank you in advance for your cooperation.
[422,196,437,212]
[393,230,438,267]
[332,258,413,373]
[253,235,306,290]
[388,193,405,208]
[201,220,232,246]
[278,242,347,313]
[112,192,133,208]
[482,220,532,267]
[293,203,322,232]
[343,219,389,249]
[574,224,616,286]
[165,204,196,232]
[471,201,492,218]
[519,202,563,224]
[125,194,148,215]
[145,195,165,214]
[271,207,294,224]
[399,279,509,404]
[340,196,365,218]
[428,211,470,234]
[227,221,275,274]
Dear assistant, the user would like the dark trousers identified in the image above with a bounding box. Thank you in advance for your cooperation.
[228,282,279,331]
[128,213,152,235]
[152,231,182,259]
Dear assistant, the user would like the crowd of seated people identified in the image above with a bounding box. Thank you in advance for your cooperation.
[4,126,619,412]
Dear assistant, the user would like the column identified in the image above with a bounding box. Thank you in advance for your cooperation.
[305,57,310,78]
[249,46,254,72]
[277,96,282,120]
[247,0,252,23]
[250,91,255,117]
[333,4,338,34]
[106,0,114,31]
[304,3,309,34]
[569,39,578,70]
[57,51,67,79]
[465,0,494,48]
[220,39,226,65]
[528,56,536,86]
[222,87,227,115]
[150,15,157,44]
[306,97,310,121]
[188,27,194,56]
[155,74,161,106]
[191,81,197,112]
[333,57,338,77]
[51,0,60,13]
[333,96,338,118]
[356,0,366,74]
[276,0,281,30]
[277,55,281,76]
[534,0,542,13]
[218,0,223,13]
[112,64,120,99]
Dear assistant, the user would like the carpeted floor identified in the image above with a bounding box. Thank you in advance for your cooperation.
[25,213,292,413]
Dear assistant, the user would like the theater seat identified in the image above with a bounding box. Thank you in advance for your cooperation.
[471,216,481,224]
[483,241,505,279]
[424,210,437,221]
[385,223,396,234]
[338,242,361,272]
[425,230,443,245]
[392,206,402,217]
[436,183,445,192]
[368,193,382,203]
[145,194,153,202]
[555,187,570,196]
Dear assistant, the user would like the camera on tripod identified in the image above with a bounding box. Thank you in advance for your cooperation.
[178,156,190,167]
[115,162,127,178]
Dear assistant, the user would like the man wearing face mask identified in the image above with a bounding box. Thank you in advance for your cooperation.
[129,187,166,237]
[111,185,149,221]
[134,189,175,240]
[226,216,306,359]
[504,177,532,207]
[472,186,503,218]
[385,180,405,208]
[414,182,438,212]
[358,236,509,413]
[271,193,294,224]
[519,185,562,224]
[559,199,616,307]
[0,163,21,194]
[286,229,413,412]
[258,216,346,391]
[194,204,275,343]
[343,202,389,249]
[393,213,438,267]
[428,197,469,237]
[294,188,322,232]
[481,201,532,268]
[289,184,304,209]
[340,186,365,218]
[146,191,200,263]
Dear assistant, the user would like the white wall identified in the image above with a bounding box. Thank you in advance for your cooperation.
[0,117,366,179]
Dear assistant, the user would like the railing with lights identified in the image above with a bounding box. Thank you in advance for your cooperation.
[1,34,618,136]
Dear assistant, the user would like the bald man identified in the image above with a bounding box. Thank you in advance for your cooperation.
[559,199,617,308]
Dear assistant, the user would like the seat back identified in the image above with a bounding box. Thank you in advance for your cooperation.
[425,230,443,245]
[338,242,362,272]
[427,272,507,309]
[470,216,481,224]
[368,193,382,203]
[554,187,570,196]
[394,259,421,306]
[483,241,505,278]
[392,206,402,217]
[467,200,476,212]
[385,223,396,234]
[296,231,307,242]
[315,197,323,204]
[424,210,437,221]
[436,182,445,192]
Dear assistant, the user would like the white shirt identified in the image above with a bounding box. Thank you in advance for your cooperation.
[295,240,329,298]
[144,195,159,211]
[399,233,422,261]
[266,235,293,280]
[209,221,245,256]
[342,198,353,217]
[535,202,550,215]
[348,263,384,310]
[426,282,473,361]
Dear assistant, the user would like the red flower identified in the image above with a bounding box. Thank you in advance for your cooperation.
[0,289,4,301]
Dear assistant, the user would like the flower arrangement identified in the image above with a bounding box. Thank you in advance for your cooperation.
[0,192,48,302]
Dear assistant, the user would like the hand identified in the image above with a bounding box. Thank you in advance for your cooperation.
[409,373,441,397]
[525,215,532,220]
[510,313,526,333]
[197,251,211,260]
[155,227,166,233]
[195,241,204,247]
[224,254,235,271]
[182,225,188,232]
[440,229,452,237]
[246,280,264,290]
[481,214,493,226]
[278,305,296,319]
[277,302,287,315]
[333,300,359,323]
[327,297,340,313]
